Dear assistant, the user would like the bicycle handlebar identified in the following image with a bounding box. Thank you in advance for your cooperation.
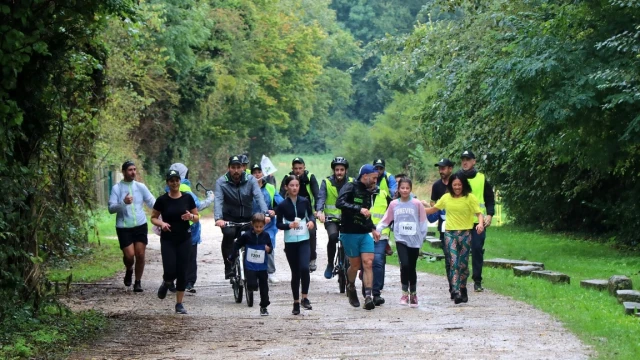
[196,182,212,193]
[224,221,251,227]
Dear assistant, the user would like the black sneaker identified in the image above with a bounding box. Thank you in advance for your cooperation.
[157,282,169,300]
[292,302,300,315]
[363,296,375,310]
[260,307,269,316]
[175,303,187,314]
[186,283,196,294]
[309,259,317,272]
[133,280,143,293]
[301,298,312,310]
[454,292,463,304]
[373,295,385,306]
[123,269,133,287]
[347,284,360,308]
[474,282,484,292]
[461,288,468,303]
[168,282,177,293]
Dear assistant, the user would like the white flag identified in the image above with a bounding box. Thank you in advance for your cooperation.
[261,155,277,176]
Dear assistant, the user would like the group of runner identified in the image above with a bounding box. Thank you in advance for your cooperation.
[108,151,494,315]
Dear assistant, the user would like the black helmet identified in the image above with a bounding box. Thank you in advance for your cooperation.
[331,157,349,170]
[238,154,249,165]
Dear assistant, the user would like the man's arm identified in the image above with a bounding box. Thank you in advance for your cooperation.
[251,177,268,213]
[214,177,225,220]
[108,185,123,214]
[336,182,360,213]
[310,174,320,203]
[387,174,398,195]
[315,178,327,212]
[140,183,156,209]
[484,179,495,216]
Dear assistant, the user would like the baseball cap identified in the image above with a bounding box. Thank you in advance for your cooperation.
[461,150,476,159]
[228,155,242,166]
[121,160,135,171]
[250,163,262,173]
[358,164,377,179]
[434,158,454,167]
[373,158,385,168]
[166,169,181,181]
[292,157,305,165]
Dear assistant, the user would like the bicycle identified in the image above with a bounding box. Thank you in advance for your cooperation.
[327,217,349,294]
[225,221,255,307]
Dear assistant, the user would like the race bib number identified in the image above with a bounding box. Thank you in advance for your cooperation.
[398,221,417,236]
[246,248,266,264]
[290,223,309,236]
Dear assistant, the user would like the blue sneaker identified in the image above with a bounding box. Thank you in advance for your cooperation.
[324,264,333,279]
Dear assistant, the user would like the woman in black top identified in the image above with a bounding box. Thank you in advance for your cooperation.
[151,169,199,314]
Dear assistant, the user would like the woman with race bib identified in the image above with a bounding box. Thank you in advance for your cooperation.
[376,178,428,308]
[276,175,316,315]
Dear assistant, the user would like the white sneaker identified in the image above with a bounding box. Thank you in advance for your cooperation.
[268,274,279,284]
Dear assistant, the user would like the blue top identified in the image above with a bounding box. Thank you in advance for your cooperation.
[275,197,315,243]
[253,183,284,248]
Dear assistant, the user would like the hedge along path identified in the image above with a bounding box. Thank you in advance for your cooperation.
[65,218,591,359]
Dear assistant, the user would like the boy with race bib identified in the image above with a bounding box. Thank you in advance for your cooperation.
[231,213,273,316]
[376,178,428,308]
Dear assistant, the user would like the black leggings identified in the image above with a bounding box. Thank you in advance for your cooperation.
[284,240,310,301]
[245,269,270,308]
[396,242,420,293]
[325,222,340,266]
[160,239,191,292]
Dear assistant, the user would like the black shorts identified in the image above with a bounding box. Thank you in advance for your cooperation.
[116,223,149,250]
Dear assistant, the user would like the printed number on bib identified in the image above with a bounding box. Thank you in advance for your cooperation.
[290,223,308,236]
[398,221,417,236]
[246,248,266,264]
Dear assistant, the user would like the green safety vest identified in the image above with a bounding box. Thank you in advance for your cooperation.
[371,189,391,237]
[179,183,194,224]
[379,173,393,195]
[467,172,487,223]
[265,183,276,209]
[323,177,353,219]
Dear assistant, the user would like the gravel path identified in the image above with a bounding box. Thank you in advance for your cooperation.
[66,218,591,359]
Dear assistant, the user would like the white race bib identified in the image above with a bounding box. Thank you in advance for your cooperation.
[289,223,309,237]
[246,248,266,264]
[440,220,446,233]
[398,221,417,236]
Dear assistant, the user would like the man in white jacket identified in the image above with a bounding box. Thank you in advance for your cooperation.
[108,160,156,292]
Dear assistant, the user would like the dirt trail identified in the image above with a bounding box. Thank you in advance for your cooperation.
[66,218,591,359]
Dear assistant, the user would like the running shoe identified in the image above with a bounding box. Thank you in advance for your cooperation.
[268,274,279,284]
[363,296,375,310]
[301,298,312,310]
[175,303,187,314]
[409,293,419,308]
[454,291,463,304]
[123,269,133,287]
[309,259,317,272]
[347,284,360,308]
[157,282,170,299]
[292,302,301,315]
[168,282,177,293]
[474,282,484,292]
[399,292,409,305]
[260,307,269,316]
[323,264,333,279]
[185,283,196,294]
[373,295,385,306]
[133,280,143,293]
[461,288,468,303]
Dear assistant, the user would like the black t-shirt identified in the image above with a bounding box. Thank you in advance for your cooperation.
[153,192,196,242]
[431,179,448,202]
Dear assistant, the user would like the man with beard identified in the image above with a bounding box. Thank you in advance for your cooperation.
[458,150,495,292]
[336,164,382,310]
[214,156,269,279]
[108,160,156,292]
[431,158,454,297]
[279,157,320,272]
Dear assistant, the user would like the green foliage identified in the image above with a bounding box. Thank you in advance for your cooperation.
[374,0,640,246]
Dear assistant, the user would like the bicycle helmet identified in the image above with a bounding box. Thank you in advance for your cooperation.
[331,157,349,170]
[239,154,249,165]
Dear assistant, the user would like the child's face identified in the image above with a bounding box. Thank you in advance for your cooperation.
[253,222,265,234]
[399,182,412,198]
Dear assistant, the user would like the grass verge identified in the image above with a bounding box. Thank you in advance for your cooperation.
[388,225,640,359]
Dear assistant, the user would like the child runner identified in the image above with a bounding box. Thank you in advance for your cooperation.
[231,213,272,316]
[426,173,484,304]
[276,175,316,315]
[376,178,428,308]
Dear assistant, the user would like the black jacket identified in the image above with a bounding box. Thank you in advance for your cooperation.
[279,170,319,204]
[275,197,316,230]
[231,229,273,263]
[336,180,380,234]
[214,172,267,222]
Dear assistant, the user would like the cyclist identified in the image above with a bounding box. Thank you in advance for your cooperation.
[315,157,352,279]
[336,164,382,310]
[166,163,214,293]
[279,157,319,272]
[214,156,269,279]
[250,163,284,283]
[239,154,250,174]
[108,160,155,292]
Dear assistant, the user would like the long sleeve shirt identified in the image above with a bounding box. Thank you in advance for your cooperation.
[108,181,155,228]
[376,198,428,249]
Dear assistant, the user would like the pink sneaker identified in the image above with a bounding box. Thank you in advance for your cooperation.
[409,294,419,308]
[399,292,409,305]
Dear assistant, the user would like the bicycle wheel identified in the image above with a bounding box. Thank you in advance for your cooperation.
[337,246,346,293]
[233,258,243,303]
[244,280,254,307]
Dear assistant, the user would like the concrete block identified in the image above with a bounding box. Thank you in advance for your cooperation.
[608,275,633,296]
[623,302,640,315]
[616,289,640,304]
[484,258,545,270]
[424,236,442,249]
[531,270,570,284]
[513,266,543,276]
[580,279,609,291]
